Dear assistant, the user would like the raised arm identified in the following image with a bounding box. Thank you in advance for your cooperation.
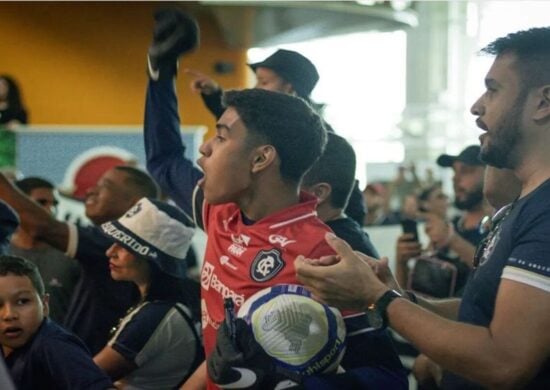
[144,79,204,217]
[144,9,204,219]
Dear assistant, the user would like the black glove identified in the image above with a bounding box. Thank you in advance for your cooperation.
[147,8,199,80]
[207,318,303,389]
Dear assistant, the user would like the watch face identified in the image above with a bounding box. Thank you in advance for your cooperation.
[366,309,384,330]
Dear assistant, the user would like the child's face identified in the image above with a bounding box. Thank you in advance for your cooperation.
[0,274,48,357]
[197,107,258,204]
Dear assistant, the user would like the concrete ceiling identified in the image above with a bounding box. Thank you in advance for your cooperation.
[195,1,418,48]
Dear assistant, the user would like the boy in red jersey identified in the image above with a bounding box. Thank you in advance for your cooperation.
[145,10,332,390]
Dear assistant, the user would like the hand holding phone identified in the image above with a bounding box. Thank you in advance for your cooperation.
[400,218,419,242]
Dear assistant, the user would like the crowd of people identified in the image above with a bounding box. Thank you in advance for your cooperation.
[0,8,549,390]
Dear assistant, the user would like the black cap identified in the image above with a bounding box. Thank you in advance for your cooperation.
[249,49,319,99]
[436,145,485,167]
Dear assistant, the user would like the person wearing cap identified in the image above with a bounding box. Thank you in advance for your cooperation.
[94,197,203,389]
[432,145,487,265]
[186,48,320,119]
[0,166,159,355]
[187,49,368,228]
[296,27,550,389]
[395,145,488,298]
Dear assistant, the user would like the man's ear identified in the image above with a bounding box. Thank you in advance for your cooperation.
[282,82,296,96]
[41,293,50,318]
[251,145,277,173]
[533,85,550,121]
[307,182,332,203]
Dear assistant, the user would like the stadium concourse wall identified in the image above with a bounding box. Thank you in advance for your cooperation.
[0,2,248,141]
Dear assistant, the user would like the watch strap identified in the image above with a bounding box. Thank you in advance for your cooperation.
[371,289,403,329]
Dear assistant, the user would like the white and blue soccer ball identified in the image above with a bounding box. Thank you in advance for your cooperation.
[237,284,346,376]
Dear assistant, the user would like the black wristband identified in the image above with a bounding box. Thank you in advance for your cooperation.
[369,289,403,329]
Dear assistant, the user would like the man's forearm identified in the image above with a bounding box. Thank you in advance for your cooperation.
[449,234,476,268]
[387,299,520,388]
[415,296,460,320]
[181,360,207,390]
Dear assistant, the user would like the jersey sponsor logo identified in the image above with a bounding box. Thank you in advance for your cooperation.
[201,262,245,305]
[228,234,251,257]
[250,249,285,282]
[220,255,238,271]
[201,298,220,331]
[268,234,296,248]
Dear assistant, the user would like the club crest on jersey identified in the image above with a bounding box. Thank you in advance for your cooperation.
[250,249,284,282]
[479,229,501,267]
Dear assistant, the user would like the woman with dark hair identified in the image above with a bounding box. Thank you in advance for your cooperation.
[93,197,203,389]
[0,75,28,127]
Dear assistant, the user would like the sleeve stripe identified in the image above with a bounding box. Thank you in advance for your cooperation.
[501,266,550,293]
[65,223,78,258]
[192,185,204,231]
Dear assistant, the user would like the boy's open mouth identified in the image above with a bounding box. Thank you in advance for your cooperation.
[3,326,23,338]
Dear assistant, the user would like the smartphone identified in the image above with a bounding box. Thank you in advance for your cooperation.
[400,218,419,242]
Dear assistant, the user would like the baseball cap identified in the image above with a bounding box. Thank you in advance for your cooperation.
[436,145,485,167]
[249,49,319,99]
[101,197,194,279]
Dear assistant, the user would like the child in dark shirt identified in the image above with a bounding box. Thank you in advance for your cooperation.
[0,255,113,390]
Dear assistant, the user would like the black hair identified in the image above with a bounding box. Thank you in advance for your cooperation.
[114,166,160,199]
[0,75,25,112]
[418,184,442,202]
[222,89,327,183]
[0,255,45,296]
[482,27,550,89]
[302,133,356,209]
[15,177,55,195]
[145,262,201,321]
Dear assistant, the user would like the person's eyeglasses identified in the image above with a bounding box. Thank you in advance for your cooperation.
[473,202,515,268]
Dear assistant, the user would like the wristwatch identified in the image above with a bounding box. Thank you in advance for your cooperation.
[367,289,403,329]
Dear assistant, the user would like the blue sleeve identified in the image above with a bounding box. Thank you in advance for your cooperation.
[144,78,204,219]
[39,333,113,389]
[74,226,110,270]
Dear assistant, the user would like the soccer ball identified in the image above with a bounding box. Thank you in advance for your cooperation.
[237,284,346,376]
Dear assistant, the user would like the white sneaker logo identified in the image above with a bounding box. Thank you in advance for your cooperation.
[221,368,257,389]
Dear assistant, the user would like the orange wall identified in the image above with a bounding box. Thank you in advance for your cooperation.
[0,2,248,139]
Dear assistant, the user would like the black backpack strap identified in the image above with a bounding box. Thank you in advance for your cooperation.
[173,303,204,388]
